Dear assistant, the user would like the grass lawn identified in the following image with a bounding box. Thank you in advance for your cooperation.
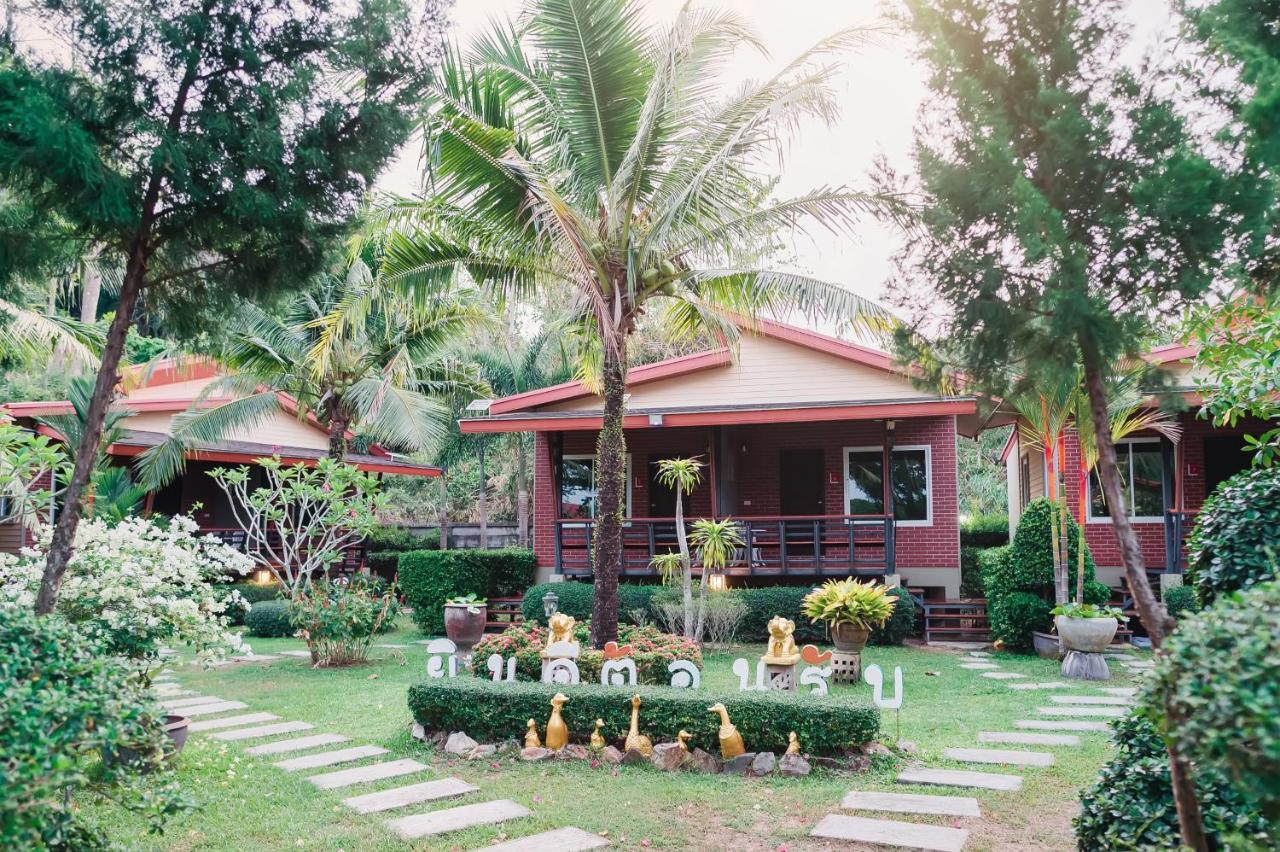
[81,619,1148,851]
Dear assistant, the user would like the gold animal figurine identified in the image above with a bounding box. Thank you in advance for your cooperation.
[762,616,801,665]
[590,718,606,751]
[707,703,745,759]
[677,730,692,752]
[786,731,801,755]
[545,692,569,751]
[524,719,541,749]
[541,612,580,657]
[624,694,653,757]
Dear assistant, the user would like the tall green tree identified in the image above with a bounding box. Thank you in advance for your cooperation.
[0,0,449,613]
[895,0,1247,846]
[381,0,900,646]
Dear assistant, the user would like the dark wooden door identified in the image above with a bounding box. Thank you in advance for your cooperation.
[647,454,678,517]
[779,449,825,516]
[1204,435,1251,496]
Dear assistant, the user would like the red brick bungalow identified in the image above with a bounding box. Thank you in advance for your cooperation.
[461,318,986,599]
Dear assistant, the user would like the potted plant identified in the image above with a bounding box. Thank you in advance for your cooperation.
[802,579,896,652]
[443,593,488,653]
[1051,602,1128,653]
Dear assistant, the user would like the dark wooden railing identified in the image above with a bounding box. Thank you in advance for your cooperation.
[1164,509,1197,573]
[201,527,367,574]
[554,514,894,578]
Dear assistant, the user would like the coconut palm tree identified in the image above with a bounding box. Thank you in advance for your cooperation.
[377,0,902,645]
[136,259,487,488]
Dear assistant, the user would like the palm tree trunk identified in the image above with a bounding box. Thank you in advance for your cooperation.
[515,435,529,549]
[477,440,488,550]
[79,257,101,324]
[327,405,349,460]
[1081,350,1205,852]
[438,472,450,551]
[589,344,627,649]
[36,254,144,614]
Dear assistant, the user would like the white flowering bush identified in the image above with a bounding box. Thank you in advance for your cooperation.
[0,515,252,680]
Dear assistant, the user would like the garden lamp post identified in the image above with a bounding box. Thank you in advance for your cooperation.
[542,590,559,620]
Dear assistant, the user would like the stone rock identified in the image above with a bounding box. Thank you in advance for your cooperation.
[723,753,756,775]
[445,732,478,756]
[810,756,843,771]
[557,744,590,761]
[519,747,552,762]
[750,751,776,776]
[467,744,497,760]
[651,743,687,772]
[599,746,623,765]
[410,722,427,742]
[860,741,892,757]
[496,739,520,753]
[688,748,722,774]
[621,748,649,765]
[845,755,873,773]
[778,753,811,777]
[897,740,919,754]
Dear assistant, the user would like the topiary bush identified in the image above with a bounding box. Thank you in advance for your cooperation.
[1076,709,1272,850]
[408,678,879,756]
[1185,465,1280,606]
[244,599,295,638]
[868,586,917,646]
[1155,581,1280,820]
[987,590,1051,651]
[1006,499,1099,597]
[1161,584,1196,621]
[471,621,701,684]
[401,548,536,634]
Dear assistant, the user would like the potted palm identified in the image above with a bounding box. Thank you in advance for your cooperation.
[443,593,488,655]
[802,579,896,652]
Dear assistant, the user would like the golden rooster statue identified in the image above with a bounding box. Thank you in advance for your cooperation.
[624,694,653,757]
[707,703,745,759]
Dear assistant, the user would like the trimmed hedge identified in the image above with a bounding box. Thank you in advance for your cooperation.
[216,582,281,626]
[407,678,878,756]
[1161,584,1196,620]
[521,582,658,627]
[366,527,440,577]
[1186,465,1280,606]
[987,590,1051,651]
[868,586,917,646]
[960,514,1009,548]
[959,546,986,599]
[244,599,295,638]
[1006,499,1099,598]
[400,548,536,635]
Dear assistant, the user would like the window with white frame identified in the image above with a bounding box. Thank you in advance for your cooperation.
[1088,438,1165,520]
[559,454,631,519]
[843,445,932,525]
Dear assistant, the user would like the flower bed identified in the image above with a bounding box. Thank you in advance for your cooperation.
[471,622,701,684]
[408,678,879,756]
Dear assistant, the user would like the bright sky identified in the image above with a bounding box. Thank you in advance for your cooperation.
[380,0,1177,310]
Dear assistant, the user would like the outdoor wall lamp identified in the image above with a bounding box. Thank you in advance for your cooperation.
[542,590,559,619]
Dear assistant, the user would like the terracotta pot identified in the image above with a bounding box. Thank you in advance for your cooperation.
[831,622,870,653]
[165,714,190,754]
[444,603,487,651]
[1055,616,1118,653]
[104,714,189,770]
[1032,630,1062,660]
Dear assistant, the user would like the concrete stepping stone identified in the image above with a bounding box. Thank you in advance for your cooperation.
[385,799,531,840]
[943,747,1053,767]
[375,643,408,649]
[343,778,478,814]
[981,672,1026,680]
[212,721,313,741]
[841,790,980,817]
[1015,720,1111,732]
[154,688,195,697]
[1036,705,1126,717]
[476,827,610,852]
[161,695,223,709]
[180,700,250,717]
[278,650,313,658]
[274,745,388,771]
[233,654,282,662]
[811,814,968,852]
[188,712,281,732]
[959,662,998,670]
[245,733,350,756]
[412,639,433,645]
[1049,695,1132,705]
[308,758,426,790]
[1122,661,1154,668]
[897,767,1022,792]
[966,651,991,657]
[1007,682,1069,690]
[1105,653,1137,660]
[1098,687,1137,697]
[978,731,1080,747]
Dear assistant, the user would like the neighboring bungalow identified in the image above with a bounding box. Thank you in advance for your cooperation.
[0,358,439,563]
[461,318,984,599]
[998,343,1272,587]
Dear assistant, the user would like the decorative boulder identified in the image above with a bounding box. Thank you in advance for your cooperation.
[557,744,590,761]
[520,747,552,761]
[621,748,649,765]
[750,751,777,776]
[445,732,478,756]
[651,743,687,772]
[778,753,811,777]
[467,744,497,760]
[723,753,757,775]
[410,722,427,742]
[599,746,624,765]
[689,748,723,774]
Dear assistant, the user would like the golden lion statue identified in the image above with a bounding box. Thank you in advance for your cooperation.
[541,612,580,658]
[762,616,801,665]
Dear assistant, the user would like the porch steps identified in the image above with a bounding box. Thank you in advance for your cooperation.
[924,599,990,644]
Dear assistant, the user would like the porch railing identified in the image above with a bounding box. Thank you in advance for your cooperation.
[554,514,894,578]
[1163,509,1198,573]
[201,527,367,574]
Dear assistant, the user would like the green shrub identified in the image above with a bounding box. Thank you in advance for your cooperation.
[987,590,1051,651]
[1006,499,1099,598]
[291,577,397,666]
[960,545,986,598]
[1,607,181,849]
[244,599,295,638]
[1186,465,1280,606]
[470,622,701,684]
[216,581,281,626]
[401,548,537,634]
[366,527,439,577]
[408,678,878,756]
[1076,709,1271,850]
[737,586,825,643]
[521,581,655,627]
[868,586,917,646]
[1156,581,1280,818]
[960,513,1009,547]
[1161,584,1196,620]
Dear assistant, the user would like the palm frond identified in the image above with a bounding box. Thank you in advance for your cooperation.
[343,379,452,453]
[683,268,893,338]
[134,392,283,489]
[0,299,101,369]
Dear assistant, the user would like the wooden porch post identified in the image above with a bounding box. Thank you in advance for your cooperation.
[707,426,718,519]
[884,420,896,574]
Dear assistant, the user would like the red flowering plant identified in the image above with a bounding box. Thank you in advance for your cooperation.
[470,622,701,683]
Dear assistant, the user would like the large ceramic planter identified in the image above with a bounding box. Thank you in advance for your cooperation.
[1032,630,1062,660]
[105,715,189,770]
[164,714,190,754]
[1055,615,1118,653]
[444,603,487,652]
[831,623,871,653]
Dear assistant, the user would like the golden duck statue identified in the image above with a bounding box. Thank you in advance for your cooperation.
[676,730,692,752]
[545,692,569,751]
[624,694,653,757]
[590,719,606,751]
[524,719,541,749]
[707,702,745,759]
